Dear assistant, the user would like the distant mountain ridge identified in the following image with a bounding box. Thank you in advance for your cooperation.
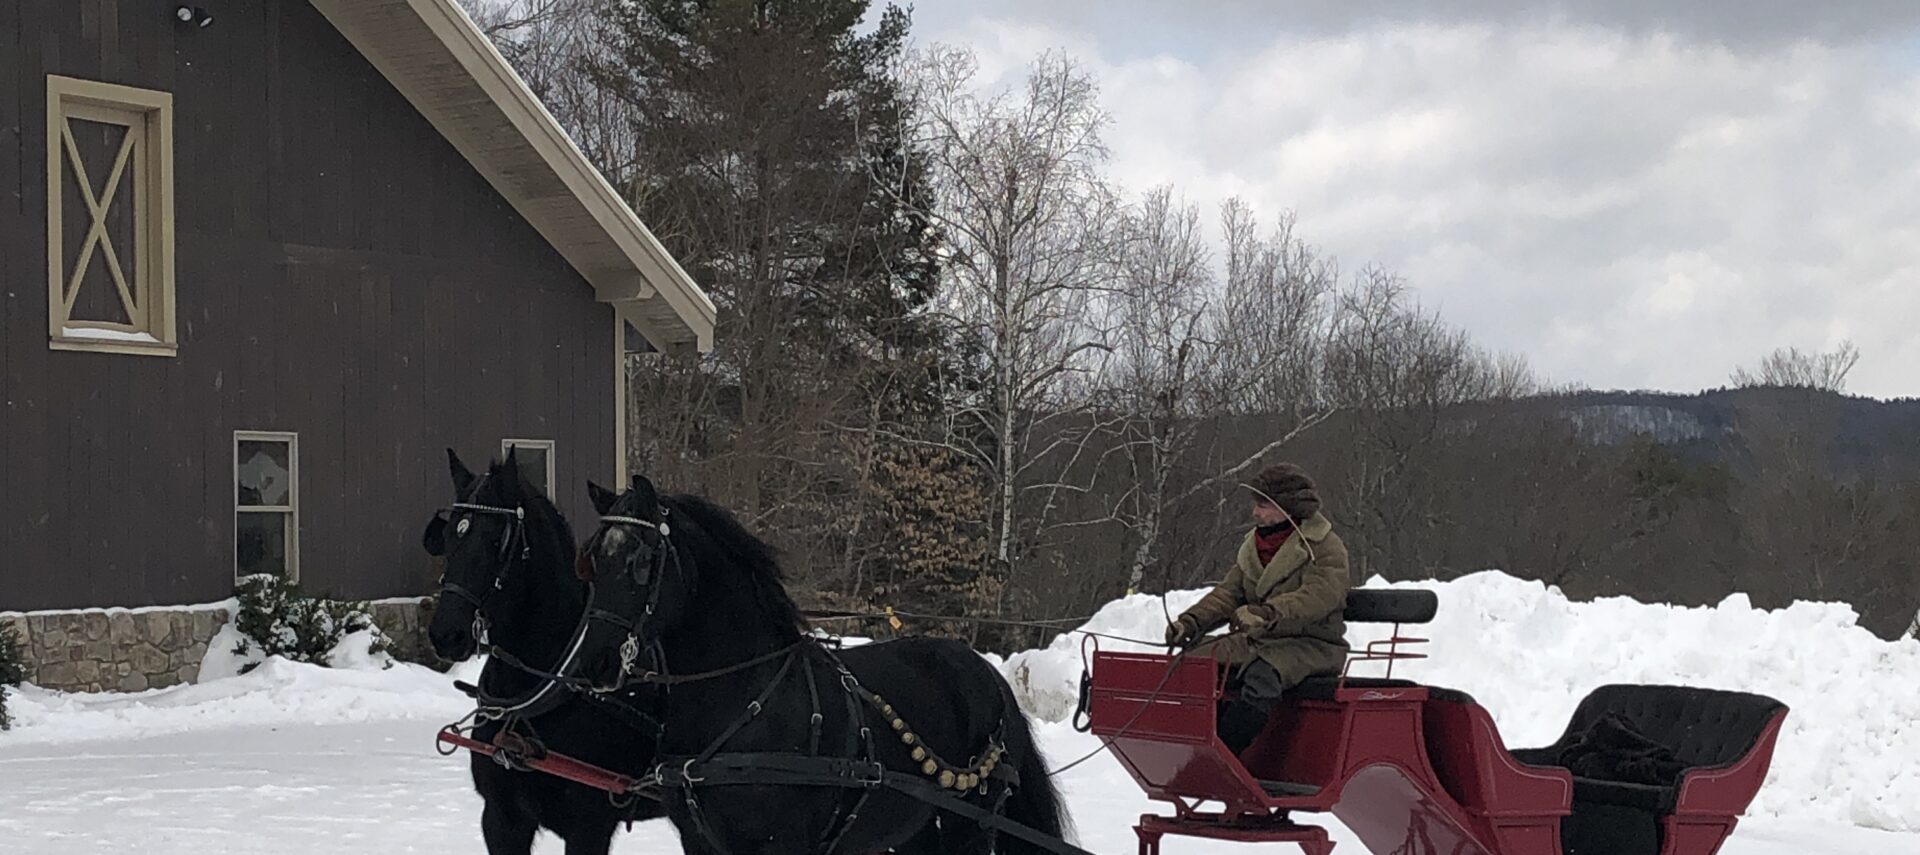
[1493,387,1920,480]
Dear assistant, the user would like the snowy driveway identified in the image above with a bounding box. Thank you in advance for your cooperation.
[3,717,1913,854]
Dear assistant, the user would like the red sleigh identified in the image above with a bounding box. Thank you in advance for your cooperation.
[1086,589,1788,855]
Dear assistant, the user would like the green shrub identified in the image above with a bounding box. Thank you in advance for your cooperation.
[230,575,389,672]
[0,622,26,730]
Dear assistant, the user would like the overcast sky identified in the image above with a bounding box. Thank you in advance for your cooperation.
[900,1,1920,399]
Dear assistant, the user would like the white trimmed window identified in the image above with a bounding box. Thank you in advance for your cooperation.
[46,75,176,355]
[503,438,556,498]
[236,432,299,582]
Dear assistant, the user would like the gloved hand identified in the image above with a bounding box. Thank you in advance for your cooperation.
[1164,615,1201,647]
[1231,604,1276,635]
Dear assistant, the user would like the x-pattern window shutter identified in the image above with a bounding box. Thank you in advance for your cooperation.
[46,75,176,355]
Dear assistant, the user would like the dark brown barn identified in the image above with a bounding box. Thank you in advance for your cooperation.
[0,0,714,691]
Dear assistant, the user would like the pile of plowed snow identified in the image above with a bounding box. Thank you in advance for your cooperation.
[997,570,1920,832]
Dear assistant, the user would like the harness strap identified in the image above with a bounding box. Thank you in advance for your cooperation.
[804,661,823,758]
[651,754,1087,855]
[588,607,640,634]
[577,687,664,736]
[813,645,870,853]
[468,580,609,717]
[692,647,803,766]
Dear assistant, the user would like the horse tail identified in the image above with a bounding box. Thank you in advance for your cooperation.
[995,681,1074,854]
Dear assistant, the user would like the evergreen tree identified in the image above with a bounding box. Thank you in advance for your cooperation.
[587,0,954,590]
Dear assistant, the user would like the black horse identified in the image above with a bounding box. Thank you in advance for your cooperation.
[577,473,1074,855]
[424,450,666,854]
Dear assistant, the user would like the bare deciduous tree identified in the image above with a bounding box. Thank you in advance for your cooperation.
[1320,268,1535,575]
[1103,191,1340,594]
[1730,341,1861,393]
[899,46,1121,615]
[1104,187,1215,595]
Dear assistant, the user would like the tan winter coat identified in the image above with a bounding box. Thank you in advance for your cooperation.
[1179,512,1351,688]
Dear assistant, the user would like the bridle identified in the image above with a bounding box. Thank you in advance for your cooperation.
[438,495,529,627]
[592,506,680,640]
[436,480,642,721]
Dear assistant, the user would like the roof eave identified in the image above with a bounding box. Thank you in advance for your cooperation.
[309,0,715,353]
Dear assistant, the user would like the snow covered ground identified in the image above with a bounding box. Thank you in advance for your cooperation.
[3,570,1916,853]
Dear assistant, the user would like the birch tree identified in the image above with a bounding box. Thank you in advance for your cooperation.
[899,47,1119,614]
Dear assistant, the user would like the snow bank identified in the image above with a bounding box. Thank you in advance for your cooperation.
[999,570,1920,832]
[1,653,485,748]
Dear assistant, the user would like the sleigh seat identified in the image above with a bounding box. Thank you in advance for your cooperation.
[1510,684,1789,855]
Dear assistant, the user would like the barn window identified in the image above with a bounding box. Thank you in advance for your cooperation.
[502,438,556,498]
[46,75,176,355]
[236,432,300,582]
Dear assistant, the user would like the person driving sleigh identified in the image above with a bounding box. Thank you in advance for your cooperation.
[1163,462,1352,755]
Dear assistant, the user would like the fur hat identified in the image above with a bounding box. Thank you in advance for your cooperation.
[1248,462,1320,521]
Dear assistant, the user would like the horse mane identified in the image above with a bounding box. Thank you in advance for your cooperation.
[663,492,807,636]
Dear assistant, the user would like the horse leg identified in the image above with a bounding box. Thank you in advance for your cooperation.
[481,801,539,855]
[559,816,620,855]
[561,832,614,855]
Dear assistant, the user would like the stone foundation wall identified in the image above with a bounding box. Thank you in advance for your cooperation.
[367,599,441,666]
[1,597,439,693]
[0,608,227,693]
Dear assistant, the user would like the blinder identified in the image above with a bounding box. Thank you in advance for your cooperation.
[597,512,670,586]
[422,510,450,558]
[594,508,680,640]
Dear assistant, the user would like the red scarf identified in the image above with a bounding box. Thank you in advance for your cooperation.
[1255,522,1295,566]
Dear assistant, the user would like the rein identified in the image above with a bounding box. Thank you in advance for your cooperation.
[624,641,806,686]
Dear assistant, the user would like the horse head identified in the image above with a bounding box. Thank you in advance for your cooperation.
[425,447,576,662]
[581,474,804,671]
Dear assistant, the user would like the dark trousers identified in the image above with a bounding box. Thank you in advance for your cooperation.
[1218,659,1287,755]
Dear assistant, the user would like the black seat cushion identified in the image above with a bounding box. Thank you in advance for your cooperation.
[1343,588,1438,624]
[1553,685,1786,770]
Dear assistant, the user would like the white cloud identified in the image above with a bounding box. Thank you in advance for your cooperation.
[905,5,1920,398]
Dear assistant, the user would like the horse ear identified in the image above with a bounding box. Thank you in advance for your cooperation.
[588,480,617,515]
[447,448,475,496]
[628,472,662,510]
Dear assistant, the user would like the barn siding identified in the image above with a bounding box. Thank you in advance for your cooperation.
[1,1,616,611]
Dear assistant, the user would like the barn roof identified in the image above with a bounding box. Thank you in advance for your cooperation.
[308,0,715,354]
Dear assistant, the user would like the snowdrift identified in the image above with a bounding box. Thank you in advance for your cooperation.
[998,570,1920,832]
[2,645,484,747]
